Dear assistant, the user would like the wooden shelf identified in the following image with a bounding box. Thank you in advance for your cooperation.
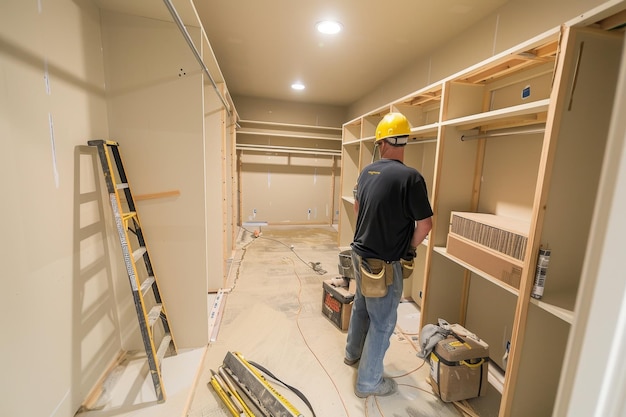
[393,84,443,130]
[442,99,550,131]
[235,143,341,156]
[454,40,558,85]
[397,88,443,107]
[341,196,355,205]
[433,246,519,296]
[409,123,439,139]
[530,291,576,323]
[238,119,341,140]
[343,139,361,146]
[237,119,342,156]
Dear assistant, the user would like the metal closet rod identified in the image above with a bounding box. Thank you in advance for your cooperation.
[162,0,233,119]
[409,137,437,144]
[460,125,546,141]
[236,143,341,155]
[371,137,436,162]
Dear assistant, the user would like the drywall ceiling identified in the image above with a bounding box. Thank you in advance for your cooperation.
[194,0,510,106]
[94,0,510,107]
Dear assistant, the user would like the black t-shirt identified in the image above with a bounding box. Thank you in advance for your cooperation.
[352,158,433,261]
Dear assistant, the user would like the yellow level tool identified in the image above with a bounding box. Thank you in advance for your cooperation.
[218,367,256,417]
[209,374,241,417]
[222,351,303,417]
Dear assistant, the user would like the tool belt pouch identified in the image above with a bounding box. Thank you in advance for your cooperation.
[401,258,414,279]
[360,258,388,297]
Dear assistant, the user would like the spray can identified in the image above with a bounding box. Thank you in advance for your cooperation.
[531,248,551,299]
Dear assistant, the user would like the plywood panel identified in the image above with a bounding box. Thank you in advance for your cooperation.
[408,244,428,306]
[422,252,467,325]
[432,125,479,246]
[478,133,543,220]
[539,29,623,299]
[509,305,570,416]
[465,274,517,369]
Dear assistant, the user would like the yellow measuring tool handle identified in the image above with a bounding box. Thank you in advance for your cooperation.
[460,358,485,368]
[219,366,256,417]
[233,352,303,417]
[209,376,240,417]
[214,373,247,416]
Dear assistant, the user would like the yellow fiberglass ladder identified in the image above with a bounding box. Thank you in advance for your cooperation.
[89,139,177,403]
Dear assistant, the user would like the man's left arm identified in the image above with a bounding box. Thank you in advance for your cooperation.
[411,216,432,249]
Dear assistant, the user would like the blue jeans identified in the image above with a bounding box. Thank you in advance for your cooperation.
[345,250,403,392]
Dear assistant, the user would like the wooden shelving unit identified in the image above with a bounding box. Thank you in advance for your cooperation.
[337,5,626,415]
[235,119,342,226]
[236,119,342,156]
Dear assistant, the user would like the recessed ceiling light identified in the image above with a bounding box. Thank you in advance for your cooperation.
[316,20,342,35]
[291,82,305,90]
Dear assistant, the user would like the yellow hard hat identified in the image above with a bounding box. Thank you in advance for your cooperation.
[375,112,411,143]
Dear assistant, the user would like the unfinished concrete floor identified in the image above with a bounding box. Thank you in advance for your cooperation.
[186,225,464,417]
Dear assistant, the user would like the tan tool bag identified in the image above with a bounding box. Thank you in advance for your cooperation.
[360,258,392,297]
[400,258,414,279]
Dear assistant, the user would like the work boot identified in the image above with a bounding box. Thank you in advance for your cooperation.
[344,356,359,366]
[355,377,397,398]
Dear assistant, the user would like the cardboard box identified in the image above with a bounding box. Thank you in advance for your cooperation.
[447,212,528,289]
[449,212,529,260]
[322,279,354,331]
[429,325,490,403]
[447,234,523,288]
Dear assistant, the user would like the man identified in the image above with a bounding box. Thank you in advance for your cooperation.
[345,112,433,398]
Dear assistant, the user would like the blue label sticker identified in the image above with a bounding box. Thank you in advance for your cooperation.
[522,85,531,99]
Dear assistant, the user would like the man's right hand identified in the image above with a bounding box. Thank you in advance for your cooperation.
[403,246,417,261]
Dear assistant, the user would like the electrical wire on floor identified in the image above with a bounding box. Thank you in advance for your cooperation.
[282,256,352,417]
[212,227,332,417]
[221,225,324,294]
[247,360,317,417]
[242,227,327,275]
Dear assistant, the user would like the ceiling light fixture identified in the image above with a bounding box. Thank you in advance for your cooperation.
[316,20,342,35]
[291,82,305,90]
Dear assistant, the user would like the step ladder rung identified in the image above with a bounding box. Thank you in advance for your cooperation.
[147,305,163,327]
[122,211,137,221]
[133,247,147,262]
[156,335,172,364]
[122,212,137,229]
[140,276,156,295]
[116,183,129,190]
